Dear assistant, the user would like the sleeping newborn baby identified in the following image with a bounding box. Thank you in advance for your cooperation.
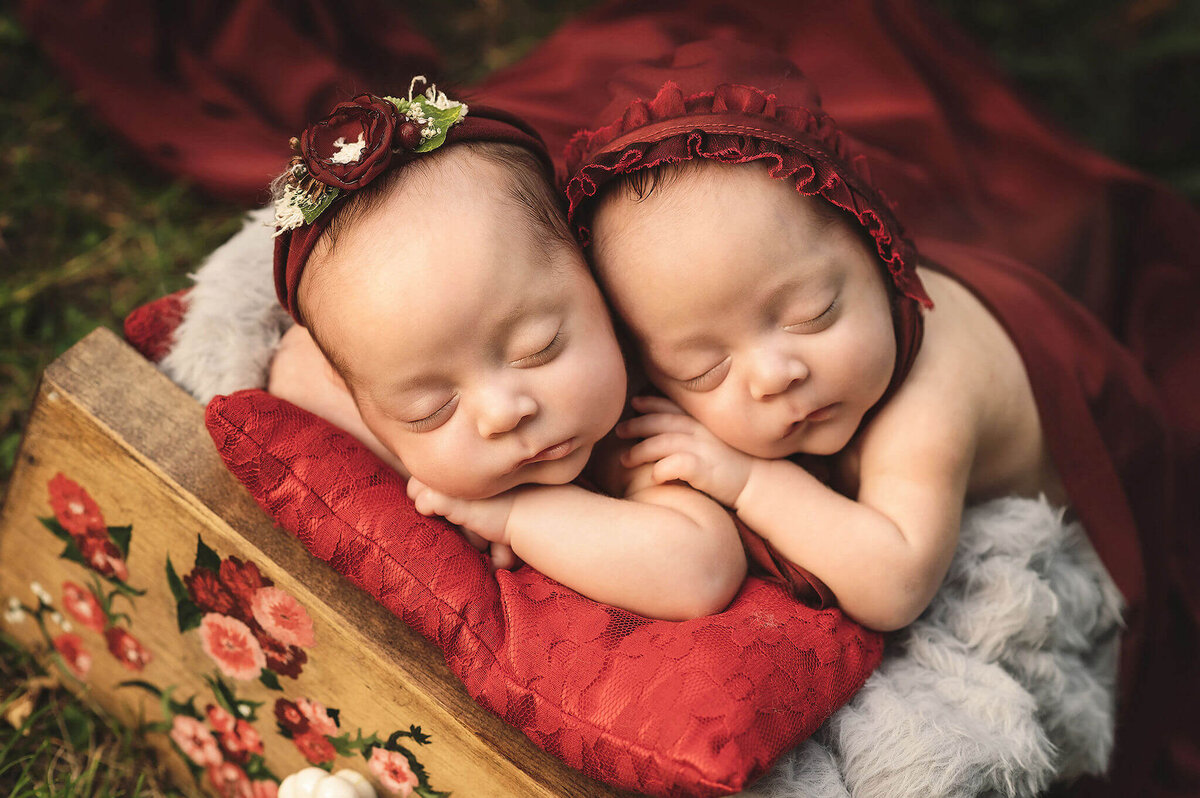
[267,86,745,621]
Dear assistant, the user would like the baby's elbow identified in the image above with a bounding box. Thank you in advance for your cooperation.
[668,529,747,620]
[845,569,937,632]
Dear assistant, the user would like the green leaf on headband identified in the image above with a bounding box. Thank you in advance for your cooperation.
[412,98,467,154]
[301,187,339,224]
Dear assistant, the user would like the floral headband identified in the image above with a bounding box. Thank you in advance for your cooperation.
[272,78,554,325]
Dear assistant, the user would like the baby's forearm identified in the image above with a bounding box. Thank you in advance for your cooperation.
[506,484,745,621]
[734,460,946,630]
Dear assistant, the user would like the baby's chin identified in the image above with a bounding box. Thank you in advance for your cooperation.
[413,443,593,501]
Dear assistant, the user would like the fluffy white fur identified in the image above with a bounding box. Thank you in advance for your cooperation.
[164,215,1123,798]
[742,499,1122,798]
[159,207,292,403]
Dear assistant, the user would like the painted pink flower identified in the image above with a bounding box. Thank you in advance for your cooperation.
[251,587,315,648]
[52,633,91,679]
[78,536,129,582]
[47,473,105,537]
[250,781,278,798]
[199,613,265,680]
[369,747,419,797]
[104,626,153,672]
[218,718,264,764]
[170,714,222,767]
[292,729,337,765]
[207,761,252,798]
[61,581,105,632]
[296,697,338,736]
[206,703,237,734]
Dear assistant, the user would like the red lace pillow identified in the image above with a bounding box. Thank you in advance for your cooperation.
[124,296,883,796]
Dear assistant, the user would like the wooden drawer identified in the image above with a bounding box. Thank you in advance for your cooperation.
[0,328,630,798]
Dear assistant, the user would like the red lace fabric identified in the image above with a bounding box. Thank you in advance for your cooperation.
[205,389,883,796]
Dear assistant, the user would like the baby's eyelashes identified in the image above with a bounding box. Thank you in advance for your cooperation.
[669,357,731,392]
[511,329,566,368]
[404,394,459,431]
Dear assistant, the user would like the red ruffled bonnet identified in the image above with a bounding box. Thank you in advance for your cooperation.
[564,41,933,405]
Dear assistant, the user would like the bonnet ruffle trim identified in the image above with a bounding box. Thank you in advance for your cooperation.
[565,81,933,309]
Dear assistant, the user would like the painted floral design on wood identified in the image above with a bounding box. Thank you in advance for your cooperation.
[5,475,153,679]
[167,535,312,687]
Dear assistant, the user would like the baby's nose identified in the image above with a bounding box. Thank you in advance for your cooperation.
[476,391,538,438]
[748,350,808,401]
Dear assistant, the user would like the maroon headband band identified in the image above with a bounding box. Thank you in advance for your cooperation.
[272,92,553,326]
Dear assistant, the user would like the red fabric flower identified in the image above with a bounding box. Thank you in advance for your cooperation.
[78,536,128,582]
[171,714,222,767]
[206,703,237,735]
[292,729,337,765]
[61,581,105,633]
[369,747,419,797]
[47,473,105,537]
[296,697,338,736]
[218,718,263,764]
[300,94,399,190]
[254,627,307,678]
[251,586,315,648]
[104,626,153,672]
[207,761,252,798]
[52,632,91,679]
[199,613,265,680]
[218,557,270,619]
[273,698,309,735]
[186,568,236,615]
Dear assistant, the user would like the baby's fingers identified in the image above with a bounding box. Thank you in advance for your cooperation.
[406,476,428,502]
[652,452,702,486]
[616,412,699,440]
[631,395,686,415]
[622,433,694,468]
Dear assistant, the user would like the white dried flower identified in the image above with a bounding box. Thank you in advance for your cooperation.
[50,611,63,626]
[329,133,367,165]
[273,185,307,235]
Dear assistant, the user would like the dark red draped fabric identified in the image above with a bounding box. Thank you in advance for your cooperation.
[22,0,1199,793]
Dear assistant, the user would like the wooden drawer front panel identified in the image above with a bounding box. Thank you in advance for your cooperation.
[0,328,627,798]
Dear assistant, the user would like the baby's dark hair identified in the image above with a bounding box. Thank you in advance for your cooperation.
[300,140,575,380]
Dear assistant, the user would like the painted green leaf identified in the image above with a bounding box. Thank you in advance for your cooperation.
[57,538,85,567]
[328,734,356,756]
[176,599,202,633]
[165,555,188,604]
[105,576,146,598]
[108,524,132,558]
[195,535,221,574]
[258,668,282,691]
[39,516,74,543]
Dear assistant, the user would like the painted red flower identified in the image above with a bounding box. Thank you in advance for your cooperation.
[206,703,237,735]
[218,557,270,619]
[78,536,128,582]
[250,781,278,798]
[253,626,307,678]
[52,633,91,679]
[199,613,266,680]
[273,698,309,735]
[47,473,105,537]
[61,581,105,633]
[207,761,252,798]
[296,697,338,736]
[218,718,263,765]
[300,94,400,189]
[251,586,315,648]
[186,568,236,615]
[293,729,337,765]
[104,626,153,672]
[369,747,419,797]
[170,714,222,767]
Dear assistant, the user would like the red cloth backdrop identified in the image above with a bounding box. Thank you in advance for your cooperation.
[23,1,1199,794]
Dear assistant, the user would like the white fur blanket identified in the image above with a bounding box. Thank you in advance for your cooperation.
[164,214,1124,797]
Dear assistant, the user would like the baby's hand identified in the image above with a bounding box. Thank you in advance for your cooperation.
[406,478,519,570]
[616,396,756,507]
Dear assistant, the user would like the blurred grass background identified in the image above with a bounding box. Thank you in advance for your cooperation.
[1,0,1197,794]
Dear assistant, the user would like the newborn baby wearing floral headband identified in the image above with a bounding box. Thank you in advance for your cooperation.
[267,82,745,621]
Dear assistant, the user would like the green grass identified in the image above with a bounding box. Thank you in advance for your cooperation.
[0,1,1197,793]
[0,631,178,797]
